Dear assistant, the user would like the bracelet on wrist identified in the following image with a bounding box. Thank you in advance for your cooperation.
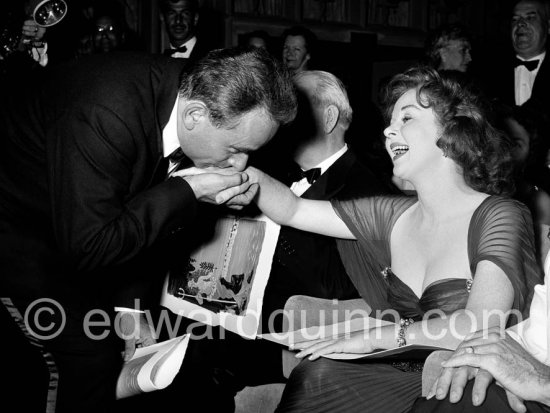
[396,318,414,347]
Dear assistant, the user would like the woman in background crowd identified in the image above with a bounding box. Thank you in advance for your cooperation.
[425,24,473,73]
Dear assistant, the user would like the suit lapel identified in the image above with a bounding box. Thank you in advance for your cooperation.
[301,150,356,200]
[532,57,550,101]
[148,156,169,187]
[146,59,187,188]
[497,54,516,106]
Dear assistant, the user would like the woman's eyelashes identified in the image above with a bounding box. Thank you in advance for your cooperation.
[401,114,412,124]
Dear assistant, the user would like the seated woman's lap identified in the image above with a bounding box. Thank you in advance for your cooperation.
[276,358,422,413]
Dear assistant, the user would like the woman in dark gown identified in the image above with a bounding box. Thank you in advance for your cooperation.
[240,66,543,412]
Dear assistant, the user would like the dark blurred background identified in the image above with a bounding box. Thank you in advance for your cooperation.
[9,0,517,100]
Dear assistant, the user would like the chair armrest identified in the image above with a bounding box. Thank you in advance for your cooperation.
[282,348,299,379]
[282,295,371,331]
[281,295,371,378]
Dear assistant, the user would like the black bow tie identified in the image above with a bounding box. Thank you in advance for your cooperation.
[288,166,321,184]
[169,147,187,163]
[514,58,540,71]
[164,45,187,56]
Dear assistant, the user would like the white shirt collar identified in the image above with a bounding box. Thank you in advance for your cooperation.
[516,51,546,63]
[516,50,546,62]
[170,36,197,58]
[163,98,180,157]
[312,144,348,175]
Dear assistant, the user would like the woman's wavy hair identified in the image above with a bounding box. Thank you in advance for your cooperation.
[381,66,514,196]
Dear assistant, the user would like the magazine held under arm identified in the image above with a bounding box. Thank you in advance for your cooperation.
[161,214,280,339]
[260,317,452,360]
[116,334,190,399]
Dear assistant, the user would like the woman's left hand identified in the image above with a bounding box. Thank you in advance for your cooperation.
[291,330,376,361]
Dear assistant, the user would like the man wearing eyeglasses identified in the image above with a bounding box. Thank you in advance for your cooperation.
[92,12,126,54]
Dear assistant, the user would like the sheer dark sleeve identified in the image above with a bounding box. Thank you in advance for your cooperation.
[468,196,544,319]
[329,195,416,313]
[331,195,415,244]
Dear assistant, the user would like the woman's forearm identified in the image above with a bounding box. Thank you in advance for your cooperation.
[247,166,300,225]
[246,166,355,239]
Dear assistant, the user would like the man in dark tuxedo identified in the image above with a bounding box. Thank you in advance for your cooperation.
[492,0,550,115]
[160,0,211,59]
[0,47,296,412]
[486,0,550,194]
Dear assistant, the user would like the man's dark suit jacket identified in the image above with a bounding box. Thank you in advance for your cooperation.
[489,52,550,116]
[0,52,194,308]
[261,149,395,333]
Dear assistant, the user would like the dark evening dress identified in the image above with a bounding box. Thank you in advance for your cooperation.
[276,195,542,413]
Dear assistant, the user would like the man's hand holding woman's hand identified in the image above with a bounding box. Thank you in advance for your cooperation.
[172,166,259,208]
[225,166,262,208]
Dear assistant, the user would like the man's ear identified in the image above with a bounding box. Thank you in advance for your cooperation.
[324,104,339,134]
[181,101,207,131]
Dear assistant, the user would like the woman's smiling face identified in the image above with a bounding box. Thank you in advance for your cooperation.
[383,89,443,180]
